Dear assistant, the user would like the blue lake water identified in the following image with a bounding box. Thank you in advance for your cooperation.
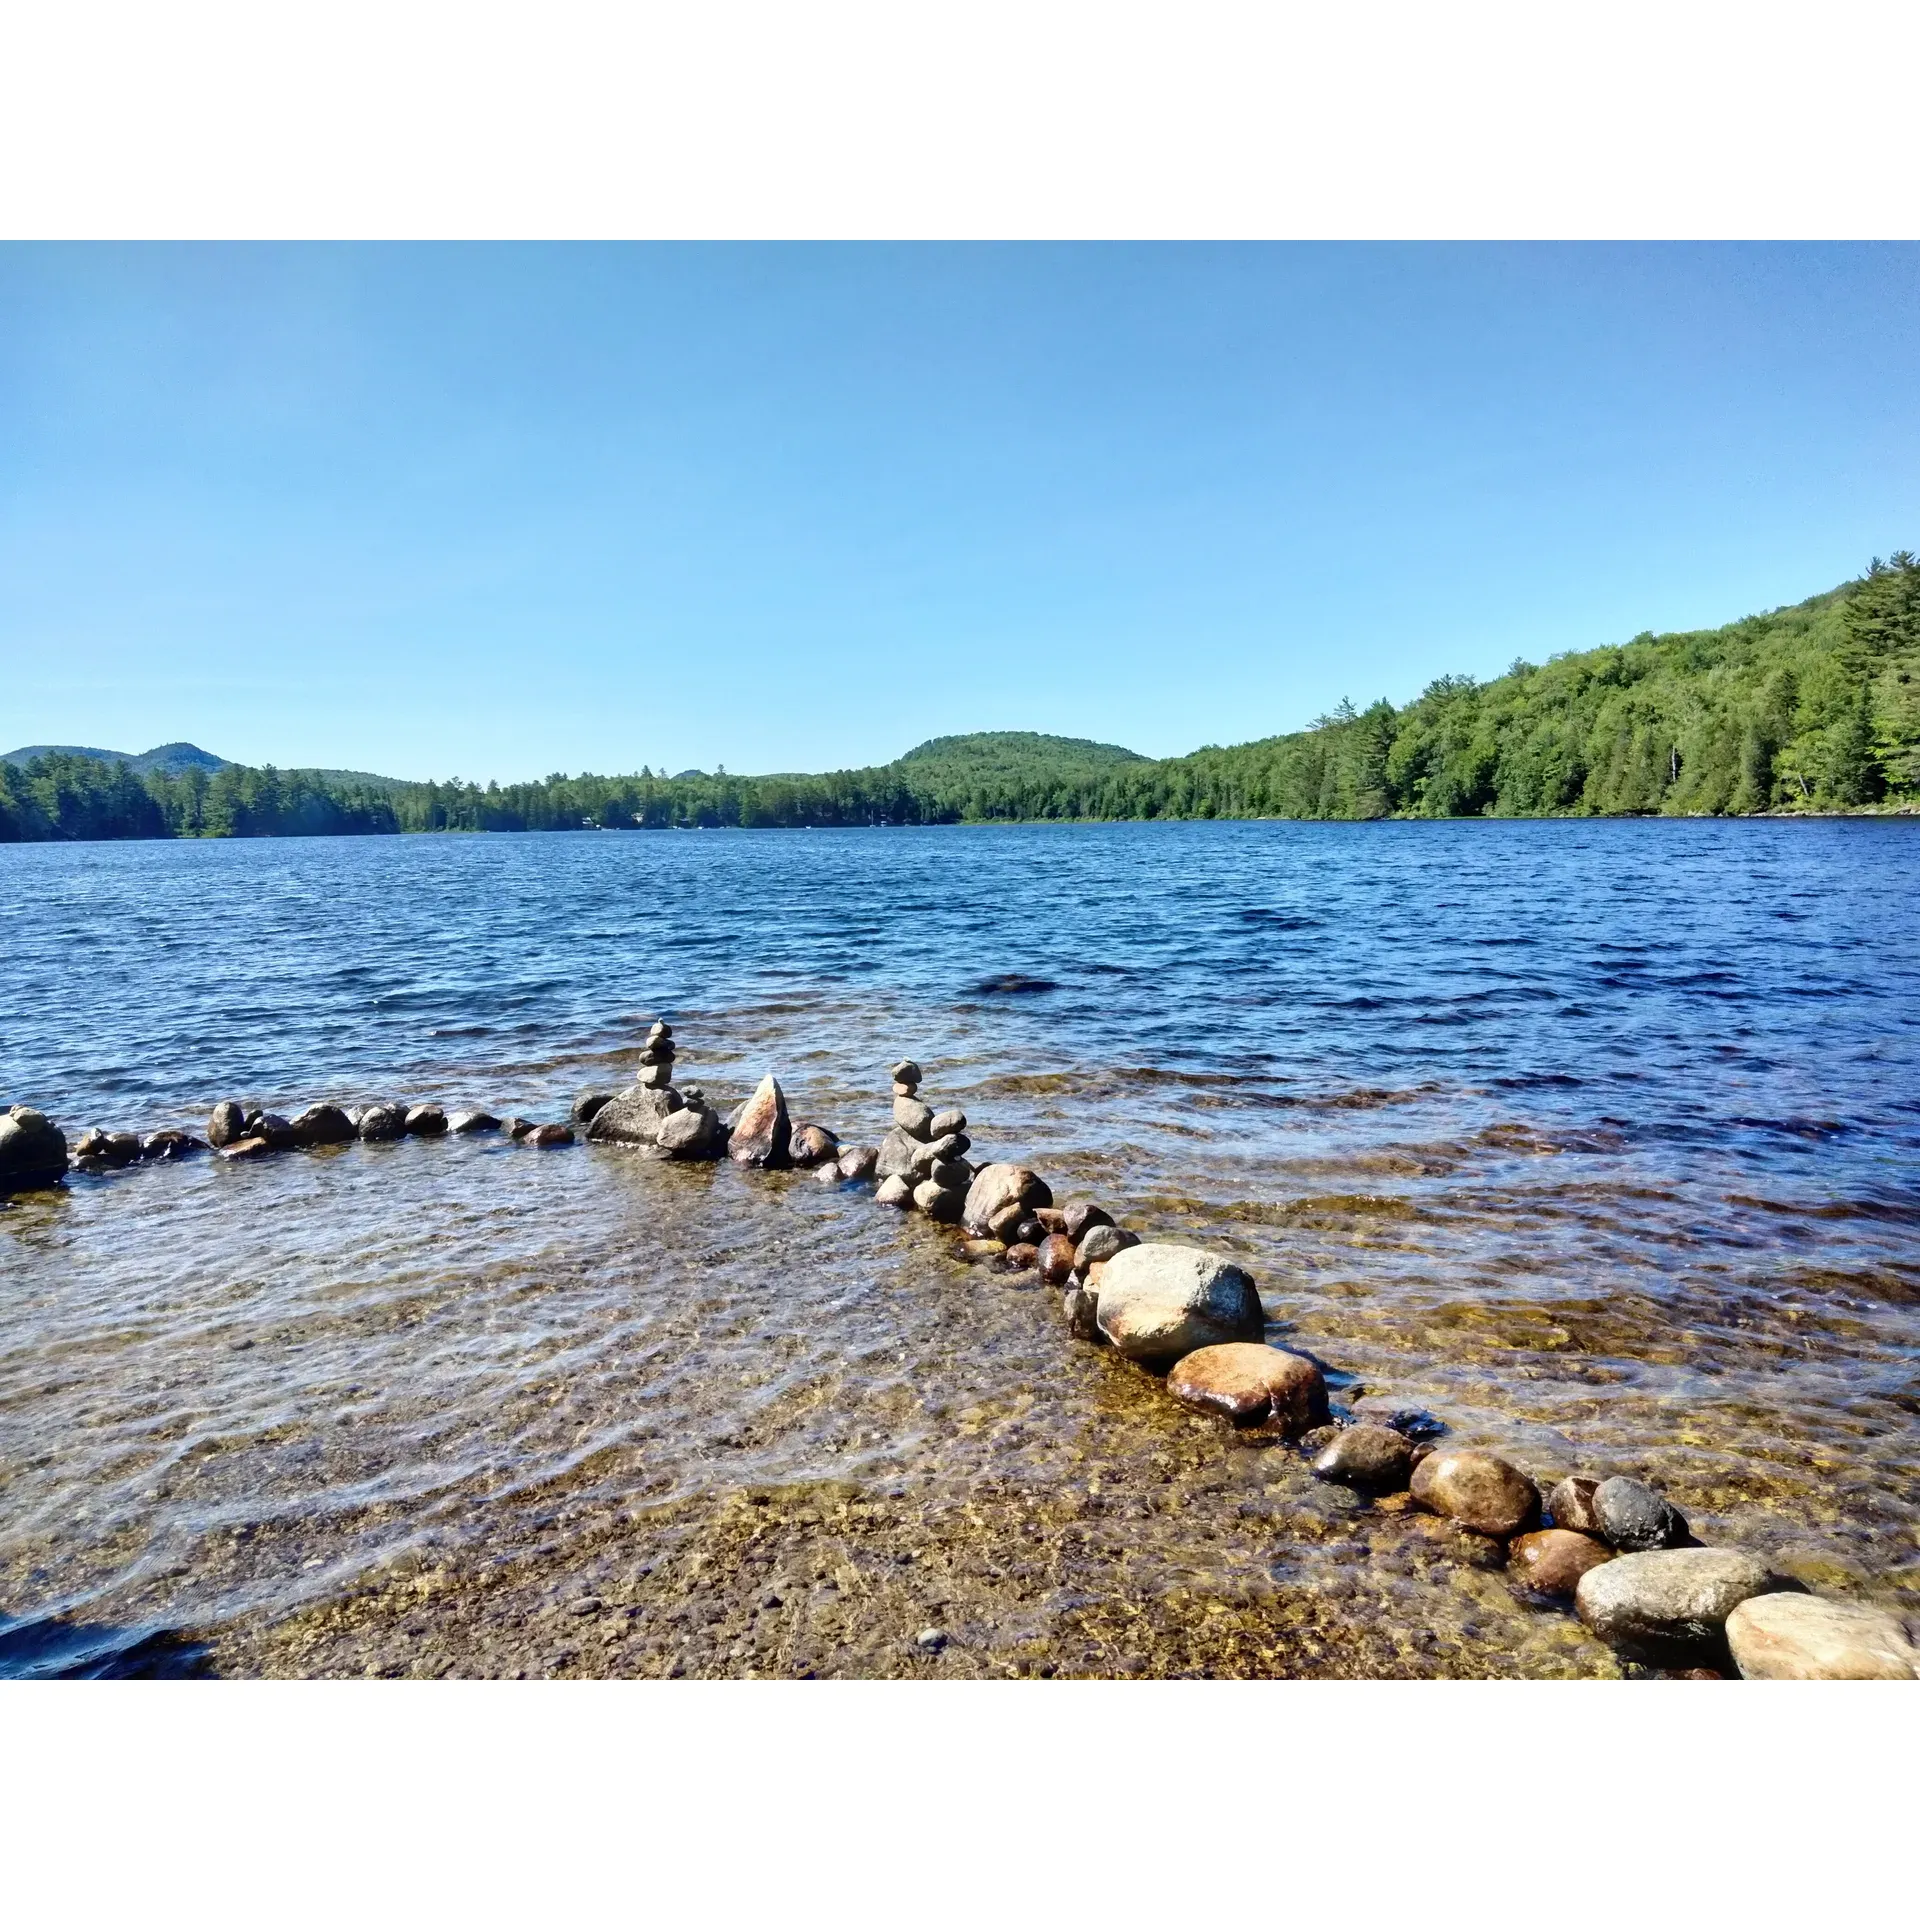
[3,820,1917,1676]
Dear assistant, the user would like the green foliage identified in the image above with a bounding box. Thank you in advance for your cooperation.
[5,557,1915,843]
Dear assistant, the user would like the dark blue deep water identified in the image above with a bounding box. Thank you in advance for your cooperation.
[3,820,1918,1676]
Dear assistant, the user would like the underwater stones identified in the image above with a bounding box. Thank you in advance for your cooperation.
[1409,1451,1541,1538]
[0,1107,70,1191]
[728,1075,792,1169]
[836,1145,879,1183]
[1508,1529,1615,1600]
[448,1110,502,1134]
[874,1173,914,1208]
[1312,1422,1416,1492]
[657,1106,725,1159]
[1062,1201,1114,1243]
[206,1100,247,1149]
[892,1096,935,1141]
[962,1164,1052,1238]
[1575,1549,1773,1658]
[587,1085,683,1146]
[1350,1398,1446,1441]
[1593,1477,1688,1553]
[1725,1593,1919,1680]
[523,1123,575,1148]
[507,1117,534,1140]
[788,1124,840,1168]
[1036,1233,1078,1286]
[1005,1241,1039,1270]
[405,1103,448,1137]
[357,1103,406,1143]
[1093,1243,1265,1362]
[1545,1476,1605,1536]
[912,1179,965,1223]
[222,1135,275,1161]
[1168,1343,1327,1435]
[570,1089,615,1126]
[290,1103,356,1148]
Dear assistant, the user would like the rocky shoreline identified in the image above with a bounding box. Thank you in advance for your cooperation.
[6,1026,1916,1683]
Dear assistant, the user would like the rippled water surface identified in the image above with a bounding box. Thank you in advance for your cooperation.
[4,822,1918,1677]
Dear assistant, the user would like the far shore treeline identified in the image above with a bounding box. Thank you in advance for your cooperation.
[6,553,1917,843]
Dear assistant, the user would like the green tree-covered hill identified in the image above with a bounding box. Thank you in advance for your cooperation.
[6,554,1917,842]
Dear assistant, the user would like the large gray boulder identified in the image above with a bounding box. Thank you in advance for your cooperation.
[0,1106,69,1191]
[1725,1593,1919,1680]
[1575,1548,1774,1658]
[587,1085,683,1146]
[657,1106,725,1160]
[1093,1242,1264,1361]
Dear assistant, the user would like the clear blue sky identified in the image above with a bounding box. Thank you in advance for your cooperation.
[3,243,1916,781]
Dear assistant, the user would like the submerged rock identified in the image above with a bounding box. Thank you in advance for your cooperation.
[962,1164,1053,1237]
[523,1123,575,1149]
[222,1135,275,1161]
[1725,1592,1919,1680]
[1063,1284,1102,1341]
[0,1107,70,1191]
[788,1123,840,1168]
[447,1110,502,1134]
[1168,1343,1327,1435]
[206,1100,248,1150]
[1593,1477,1688,1552]
[728,1075,792,1169]
[587,1085,683,1147]
[1575,1548,1773,1657]
[1094,1243,1265,1362]
[289,1103,356,1148]
[1409,1451,1541,1537]
[1508,1529,1615,1599]
[141,1129,206,1161]
[1312,1422,1415,1492]
[358,1103,406,1142]
[1545,1475,1605,1537]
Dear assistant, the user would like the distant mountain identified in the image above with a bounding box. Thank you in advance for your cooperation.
[896,731,1147,775]
[2,741,231,775]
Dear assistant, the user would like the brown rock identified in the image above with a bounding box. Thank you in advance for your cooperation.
[222,1135,275,1161]
[836,1145,879,1182]
[1005,1242,1039,1270]
[1545,1475,1605,1536]
[1063,1201,1115,1243]
[1508,1529,1616,1599]
[964,1238,1005,1258]
[1312,1423,1415,1492]
[1409,1450,1542,1537]
[1168,1343,1327,1435]
[1036,1233,1078,1285]
[1726,1592,1919,1680]
[963,1163,1054,1237]
[988,1203,1026,1242]
[788,1123,840,1167]
[1034,1207,1068,1234]
[523,1123,574,1148]
[141,1129,206,1160]
[727,1075,792,1169]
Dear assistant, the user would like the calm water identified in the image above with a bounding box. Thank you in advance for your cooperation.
[3,821,1918,1676]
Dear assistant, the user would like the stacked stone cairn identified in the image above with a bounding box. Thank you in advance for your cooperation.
[586,1021,724,1160]
[871,1060,976,1223]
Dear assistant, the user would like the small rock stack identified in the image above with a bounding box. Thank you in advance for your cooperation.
[873,1059,974,1223]
[635,1021,676,1089]
[585,1021,724,1160]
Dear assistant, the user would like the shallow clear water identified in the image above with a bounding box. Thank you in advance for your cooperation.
[3,821,1917,1676]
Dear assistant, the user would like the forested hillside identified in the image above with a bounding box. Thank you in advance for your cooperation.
[5,553,1916,842]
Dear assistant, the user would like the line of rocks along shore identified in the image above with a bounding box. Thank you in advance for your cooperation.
[5,1033,1917,1683]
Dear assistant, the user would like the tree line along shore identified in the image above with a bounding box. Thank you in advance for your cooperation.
[5,552,1916,844]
